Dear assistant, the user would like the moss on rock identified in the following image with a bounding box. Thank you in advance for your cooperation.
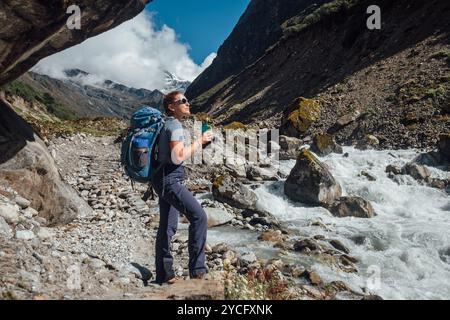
[223,121,247,131]
[287,97,322,133]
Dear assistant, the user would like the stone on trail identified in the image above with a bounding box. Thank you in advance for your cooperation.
[204,207,234,228]
[0,203,20,224]
[16,230,35,240]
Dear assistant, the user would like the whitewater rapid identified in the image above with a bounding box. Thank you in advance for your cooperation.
[208,147,450,300]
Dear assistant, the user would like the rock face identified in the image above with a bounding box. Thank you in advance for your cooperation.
[284,149,342,205]
[0,101,93,224]
[0,1,150,224]
[0,0,150,85]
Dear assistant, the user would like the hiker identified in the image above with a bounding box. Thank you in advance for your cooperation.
[151,91,213,284]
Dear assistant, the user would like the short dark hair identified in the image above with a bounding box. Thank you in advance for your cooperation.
[163,91,183,115]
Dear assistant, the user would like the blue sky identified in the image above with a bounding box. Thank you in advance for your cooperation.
[33,1,251,90]
[146,0,250,65]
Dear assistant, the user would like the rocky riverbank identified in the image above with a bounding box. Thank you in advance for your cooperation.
[1,132,388,300]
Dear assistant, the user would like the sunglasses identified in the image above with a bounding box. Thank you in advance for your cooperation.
[173,97,189,105]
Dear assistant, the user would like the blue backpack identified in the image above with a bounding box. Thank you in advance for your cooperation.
[120,106,165,185]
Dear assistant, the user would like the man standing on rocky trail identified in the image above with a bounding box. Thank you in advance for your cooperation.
[151,91,214,284]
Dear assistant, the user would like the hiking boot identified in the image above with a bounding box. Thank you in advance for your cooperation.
[166,275,184,284]
[190,271,207,280]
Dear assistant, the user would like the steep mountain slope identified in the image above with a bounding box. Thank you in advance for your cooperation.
[185,0,330,100]
[14,70,164,119]
[189,0,450,149]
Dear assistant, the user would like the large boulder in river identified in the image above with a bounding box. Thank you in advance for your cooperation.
[401,162,431,181]
[328,196,375,218]
[310,133,343,157]
[212,174,257,210]
[284,149,342,205]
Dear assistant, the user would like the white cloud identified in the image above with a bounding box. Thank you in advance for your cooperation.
[32,12,216,91]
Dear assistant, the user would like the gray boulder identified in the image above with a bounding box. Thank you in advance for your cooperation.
[294,238,321,252]
[309,133,343,157]
[14,196,31,209]
[246,165,279,181]
[16,230,35,240]
[279,135,302,160]
[284,149,342,205]
[0,100,93,225]
[0,216,13,238]
[355,135,379,150]
[402,163,431,181]
[239,252,257,267]
[212,174,258,210]
[328,110,361,134]
[204,207,234,228]
[0,202,20,224]
[328,196,375,218]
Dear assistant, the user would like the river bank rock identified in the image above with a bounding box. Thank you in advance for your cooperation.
[438,134,450,161]
[327,196,376,218]
[310,133,343,157]
[327,110,361,134]
[212,174,258,210]
[355,134,380,150]
[279,135,302,160]
[204,207,234,228]
[0,202,20,224]
[246,165,279,181]
[401,163,431,180]
[284,149,342,205]
[280,97,322,138]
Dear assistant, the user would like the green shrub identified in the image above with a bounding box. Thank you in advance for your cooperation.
[2,80,41,102]
[430,49,450,60]
[223,121,247,131]
[282,0,360,36]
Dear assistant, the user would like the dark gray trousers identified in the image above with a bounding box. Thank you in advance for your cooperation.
[151,164,207,283]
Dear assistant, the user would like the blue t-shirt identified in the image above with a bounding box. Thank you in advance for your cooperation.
[157,117,185,165]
